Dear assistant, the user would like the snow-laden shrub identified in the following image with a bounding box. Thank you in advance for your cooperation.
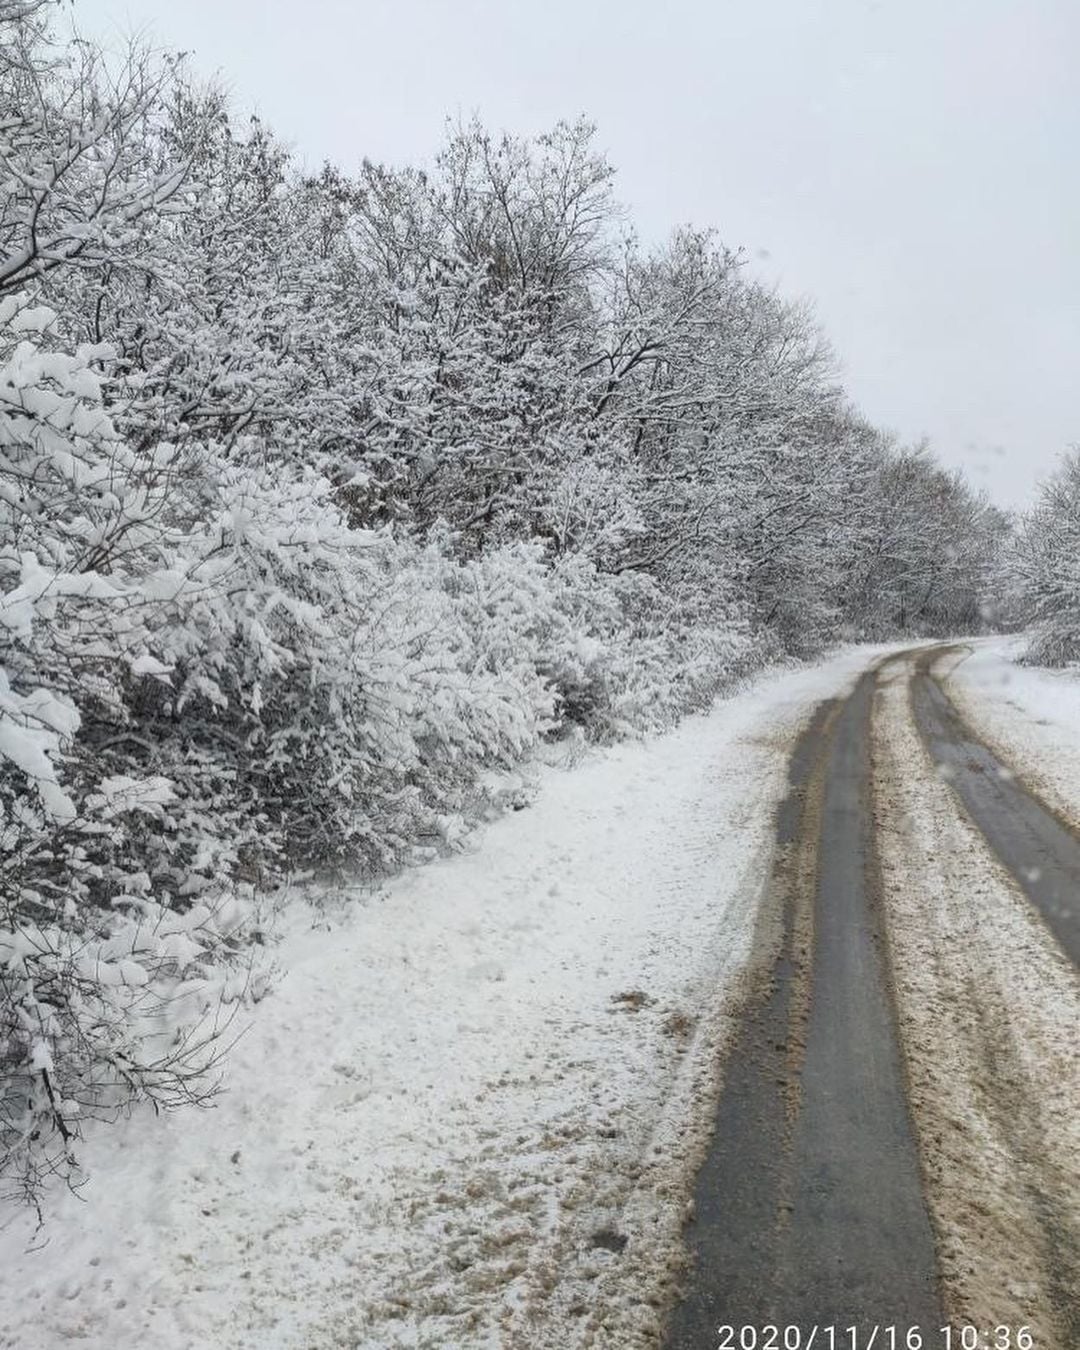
[3,298,719,1204]
[123,506,562,876]
[527,558,760,741]
[0,877,259,1208]
[0,296,266,1202]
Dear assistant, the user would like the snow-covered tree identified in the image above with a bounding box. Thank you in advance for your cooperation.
[1016,450,1080,665]
[0,5,191,299]
[841,443,1004,638]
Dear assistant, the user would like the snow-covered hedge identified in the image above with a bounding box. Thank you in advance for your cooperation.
[0,298,757,1199]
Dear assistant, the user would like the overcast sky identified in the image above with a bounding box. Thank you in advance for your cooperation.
[72,0,1078,508]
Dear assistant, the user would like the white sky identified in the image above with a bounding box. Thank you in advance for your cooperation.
[71,0,1079,508]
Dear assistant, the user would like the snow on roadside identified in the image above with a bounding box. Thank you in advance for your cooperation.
[0,649,883,1350]
[943,635,1080,827]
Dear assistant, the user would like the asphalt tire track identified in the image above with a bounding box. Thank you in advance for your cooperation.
[665,670,942,1345]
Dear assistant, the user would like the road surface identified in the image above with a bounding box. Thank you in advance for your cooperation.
[665,645,1080,1350]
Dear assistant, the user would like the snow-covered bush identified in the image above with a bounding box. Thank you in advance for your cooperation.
[532,559,756,740]
[0,295,264,1202]
[0,290,739,1201]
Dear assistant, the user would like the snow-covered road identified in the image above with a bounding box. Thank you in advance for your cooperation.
[0,649,887,1350]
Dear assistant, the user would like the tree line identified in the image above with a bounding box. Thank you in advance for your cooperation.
[0,0,1007,1205]
[998,450,1080,666]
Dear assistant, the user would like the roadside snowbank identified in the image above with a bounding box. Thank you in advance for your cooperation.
[943,636,1080,827]
[0,649,882,1350]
